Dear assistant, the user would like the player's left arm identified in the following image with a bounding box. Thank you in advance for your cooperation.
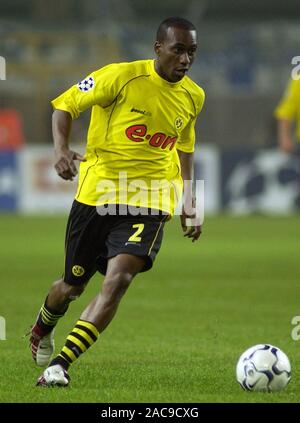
[274,79,299,153]
[177,150,201,242]
[177,85,205,242]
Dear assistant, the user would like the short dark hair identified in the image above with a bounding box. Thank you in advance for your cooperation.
[156,17,196,42]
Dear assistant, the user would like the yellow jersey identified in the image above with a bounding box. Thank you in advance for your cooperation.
[274,78,300,141]
[51,59,205,214]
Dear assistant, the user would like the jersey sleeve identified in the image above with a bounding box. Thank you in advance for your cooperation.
[274,79,300,121]
[51,63,126,119]
[176,117,197,153]
[176,87,205,153]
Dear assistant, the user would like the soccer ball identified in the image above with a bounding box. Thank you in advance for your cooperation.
[236,344,291,392]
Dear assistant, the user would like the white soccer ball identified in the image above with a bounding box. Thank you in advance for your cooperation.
[236,344,291,392]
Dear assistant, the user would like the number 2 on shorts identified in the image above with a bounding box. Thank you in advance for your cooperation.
[128,223,145,242]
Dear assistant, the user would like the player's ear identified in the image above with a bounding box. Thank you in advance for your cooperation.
[154,41,162,56]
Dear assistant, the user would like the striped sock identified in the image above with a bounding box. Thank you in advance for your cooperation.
[50,319,99,370]
[36,302,66,335]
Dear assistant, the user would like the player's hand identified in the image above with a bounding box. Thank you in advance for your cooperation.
[54,149,86,181]
[180,199,202,242]
[279,138,294,154]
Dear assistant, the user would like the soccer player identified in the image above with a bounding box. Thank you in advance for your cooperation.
[30,17,205,387]
[274,77,300,153]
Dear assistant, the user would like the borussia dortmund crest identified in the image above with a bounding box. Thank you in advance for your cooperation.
[72,265,85,277]
[175,116,183,130]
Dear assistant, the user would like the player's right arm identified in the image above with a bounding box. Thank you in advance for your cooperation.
[277,118,294,154]
[51,63,133,180]
[52,109,86,181]
[274,79,299,153]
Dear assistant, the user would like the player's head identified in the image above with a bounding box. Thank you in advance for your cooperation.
[154,17,197,83]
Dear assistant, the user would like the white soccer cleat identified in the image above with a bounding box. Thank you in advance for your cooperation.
[30,326,55,367]
[36,364,70,387]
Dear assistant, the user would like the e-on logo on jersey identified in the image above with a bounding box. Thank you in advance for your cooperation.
[72,265,85,277]
[125,124,177,150]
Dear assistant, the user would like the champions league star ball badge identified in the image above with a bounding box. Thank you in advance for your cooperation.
[77,76,95,92]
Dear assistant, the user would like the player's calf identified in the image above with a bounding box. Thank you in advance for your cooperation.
[29,283,81,366]
[30,324,55,367]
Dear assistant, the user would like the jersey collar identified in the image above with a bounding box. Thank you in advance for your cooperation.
[149,59,184,89]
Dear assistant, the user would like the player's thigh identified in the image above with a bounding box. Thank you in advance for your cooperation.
[102,213,168,274]
[106,254,146,278]
[64,200,107,286]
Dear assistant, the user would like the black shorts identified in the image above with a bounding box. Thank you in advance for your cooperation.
[63,200,168,286]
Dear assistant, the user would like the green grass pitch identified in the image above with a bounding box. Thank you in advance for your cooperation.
[0,214,299,403]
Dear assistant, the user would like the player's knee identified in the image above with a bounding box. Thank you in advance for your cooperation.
[67,284,85,301]
[103,272,133,301]
[112,272,133,291]
[54,278,85,301]
[66,285,85,301]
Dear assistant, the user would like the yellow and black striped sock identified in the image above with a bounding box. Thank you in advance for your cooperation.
[50,319,99,370]
[36,303,66,335]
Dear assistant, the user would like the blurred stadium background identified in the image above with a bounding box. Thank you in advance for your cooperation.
[1,0,300,215]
